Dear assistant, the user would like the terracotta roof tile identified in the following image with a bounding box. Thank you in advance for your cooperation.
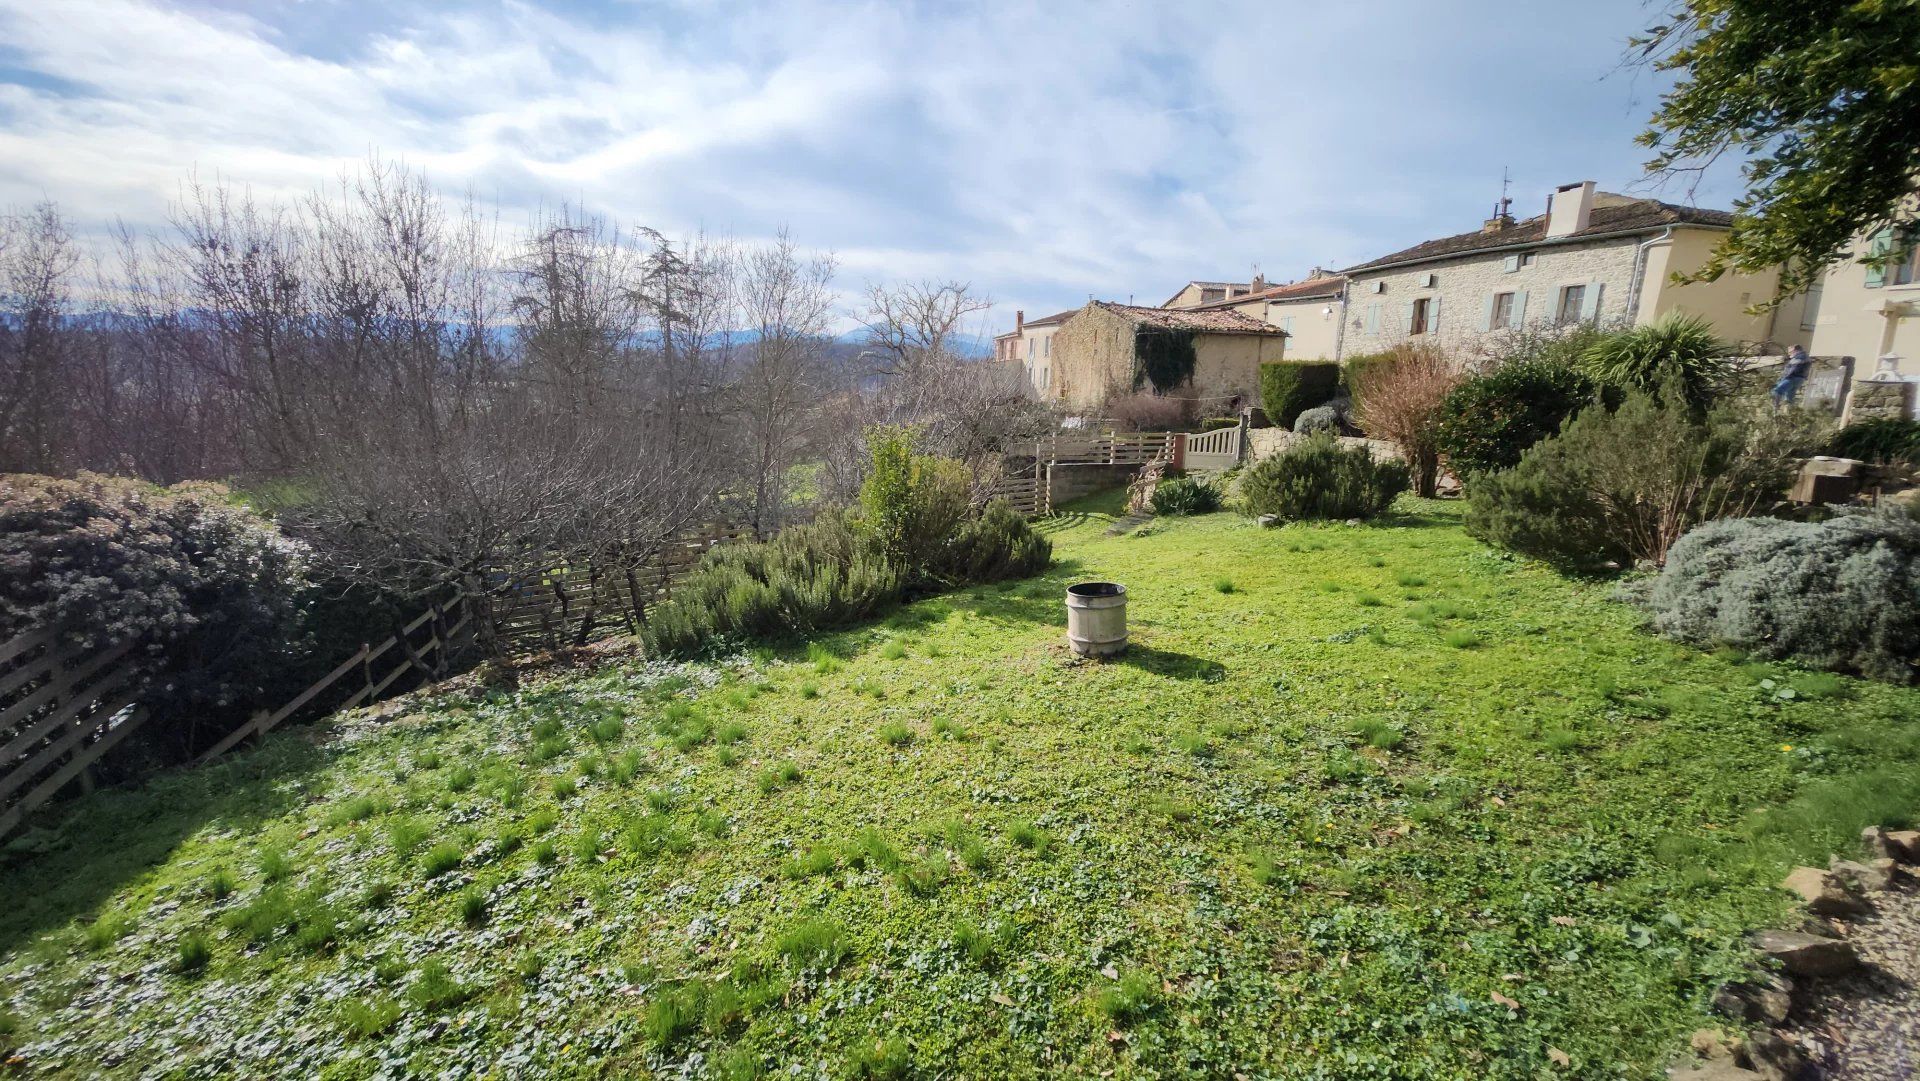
[1093,301,1286,335]
[1343,198,1734,274]
[1186,277,1346,309]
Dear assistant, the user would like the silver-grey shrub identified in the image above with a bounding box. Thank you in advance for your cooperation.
[1643,513,1920,682]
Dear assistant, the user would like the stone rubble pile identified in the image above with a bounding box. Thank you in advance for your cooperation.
[1669,826,1919,1080]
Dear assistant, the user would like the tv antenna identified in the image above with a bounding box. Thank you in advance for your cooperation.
[1495,166,1513,219]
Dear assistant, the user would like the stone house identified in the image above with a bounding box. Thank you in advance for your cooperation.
[990,307,1078,398]
[1174,273,1348,361]
[1338,181,1804,359]
[1042,301,1287,414]
[1161,280,1260,308]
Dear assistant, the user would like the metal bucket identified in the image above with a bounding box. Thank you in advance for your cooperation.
[1065,582,1127,657]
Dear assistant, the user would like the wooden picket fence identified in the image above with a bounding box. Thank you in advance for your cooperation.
[981,471,1044,516]
[483,526,751,653]
[1040,431,1177,467]
[0,591,472,837]
[0,631,147,838]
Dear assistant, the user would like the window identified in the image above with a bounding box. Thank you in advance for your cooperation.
[1800,278,1824,330]
[1521,253,1537,268]
[1026,338,1035,359]
[1866,228,1918,287]
[1280,315,1295,335]
[1201,288,1225,303]
[1491,291,1516,330]
[1556,285,1586,325]
[1043,336,1051,357]
[1410,297,1430,336]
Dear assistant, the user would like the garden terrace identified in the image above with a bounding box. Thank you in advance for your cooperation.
[2,493,1917,1079]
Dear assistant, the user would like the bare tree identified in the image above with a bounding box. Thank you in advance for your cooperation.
[0,203,80,474]
[734,230,836,533]
[858,279,993,379]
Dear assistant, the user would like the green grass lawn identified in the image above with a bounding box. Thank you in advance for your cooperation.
[4,494,1919,1079]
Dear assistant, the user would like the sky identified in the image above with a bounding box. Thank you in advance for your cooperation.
[0,0,1746,338]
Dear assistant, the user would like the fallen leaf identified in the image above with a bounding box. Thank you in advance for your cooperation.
[989,992,1015,1007]
[1550,916,1577,927]
[1501,973,1524,982]
[1548,1047,1570,1067]
[1491,796,1506,808]
[1491,991,1520,1010]
[1106,1030,1127,1044]
[1100,963,1119,979]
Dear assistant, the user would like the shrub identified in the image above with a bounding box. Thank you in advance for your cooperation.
[1149,476,1222,516]
[1434,360,1599,477]
[1347,342,1459,497]
[641,508,905,657]
[0,473,311,761]
[1106,389,1189,432]
[1259,361,1341,429]
[932,499,1051,583]
[1829,418,1920,465]
[1242,432,1409,522]
[859,425,971,574]
[1340,351,1399,417]
[1292,401,1347,435]
[1642,513,1920,682]
[644,486,1048,659]
[1579,312,1733,410]
[1466,388,1816,570]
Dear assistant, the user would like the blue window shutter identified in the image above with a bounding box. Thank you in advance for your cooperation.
[1503,254,1520,273]
[1866,228,1894,288]
[1480,293,1496,331]
[1511,290,1528,325]
[1366,303,1380,333]
[1402,301,1416,334]
[1429,296,1442,334]
[1580,280,1604,321]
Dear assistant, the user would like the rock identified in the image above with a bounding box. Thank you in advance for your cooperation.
[1690,1028,1737,1058]
[1710,973,1794,1025]
[1886,830,1920,864]
[1828,855,1896,893]
[1861,825,1896,860]
[1753,930,1861,977]
[1733,1030,1811,1081]
[1257,514,1281,528]
[1779,866,1872,916]
[1343,518,1363,526]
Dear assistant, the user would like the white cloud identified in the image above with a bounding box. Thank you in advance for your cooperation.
[0,0,1745,328]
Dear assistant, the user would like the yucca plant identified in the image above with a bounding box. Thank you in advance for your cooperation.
[1579,312,1731,410]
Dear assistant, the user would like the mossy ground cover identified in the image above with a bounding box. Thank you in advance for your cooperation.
[4,494,1918,1079]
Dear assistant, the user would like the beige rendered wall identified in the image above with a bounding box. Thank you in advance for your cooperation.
[1227,295,1341,360]
[1642,228,1799,349]
[1805,229,1920,380]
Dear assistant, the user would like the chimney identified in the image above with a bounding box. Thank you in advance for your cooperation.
[1015,310,1025,333]
[1251,273,1266,292]
[1546,181,1596,239]
[1481,197,1515,234]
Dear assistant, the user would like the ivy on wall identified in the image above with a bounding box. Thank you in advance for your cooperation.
[1133,328,1198,392]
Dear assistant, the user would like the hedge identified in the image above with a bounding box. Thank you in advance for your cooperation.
[1259,362,1340,429]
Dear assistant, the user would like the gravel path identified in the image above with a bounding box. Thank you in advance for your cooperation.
[1785,877,1920,1079]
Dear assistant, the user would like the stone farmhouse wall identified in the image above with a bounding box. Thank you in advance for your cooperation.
[1049,305,1280,414]
[1342,234,1645,357]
